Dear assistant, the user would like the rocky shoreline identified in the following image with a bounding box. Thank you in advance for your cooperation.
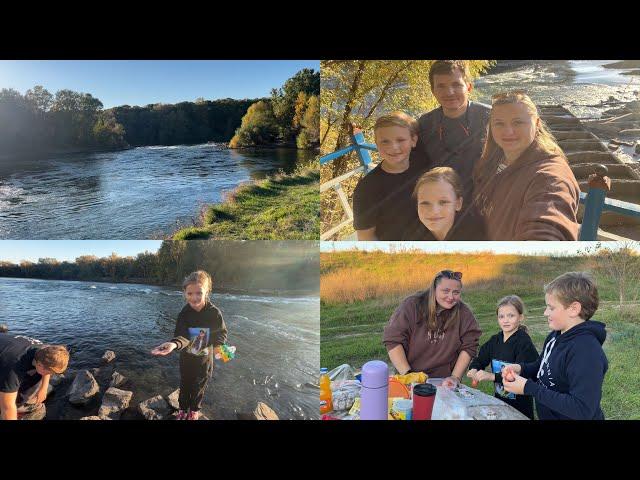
[32,349,278,421]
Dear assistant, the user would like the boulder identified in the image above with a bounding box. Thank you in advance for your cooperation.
[80,416,107,420]
[138,395,172,420]
[68,370,99,405]
[18,403,46,420]
[101,350,116,363]
[49,374,65,387]
[166,389,180,410]
[109,371,127,389]
[98,387,134,420]
[237,402,279,420]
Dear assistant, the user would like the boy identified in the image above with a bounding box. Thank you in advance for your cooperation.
[352,111,426,240]
[502,272,608,420]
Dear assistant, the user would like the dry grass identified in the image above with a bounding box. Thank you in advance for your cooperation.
[321,250,585,305]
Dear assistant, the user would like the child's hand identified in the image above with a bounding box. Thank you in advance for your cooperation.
[151,342,176,356]
[475,370,495,383]
[501,364,521,382]
[467,369,478,380]
[502,373,527,395]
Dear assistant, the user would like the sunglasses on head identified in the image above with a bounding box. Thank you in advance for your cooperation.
[491,90,528,102]
[438,270,462,280]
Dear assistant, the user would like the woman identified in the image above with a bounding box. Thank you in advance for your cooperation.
[382,270,482,388]
[472,91,580,240]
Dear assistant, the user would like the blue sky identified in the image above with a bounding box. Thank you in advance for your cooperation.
[320,241,639,255]
[0,241,162,263]
[0,60,319,108]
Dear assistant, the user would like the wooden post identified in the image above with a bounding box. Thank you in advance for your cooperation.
[579,164,611,240]
[351,127,373,173]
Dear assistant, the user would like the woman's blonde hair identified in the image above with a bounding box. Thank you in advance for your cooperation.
[418,270,463,334]
[473,91,565,189]
[182,270,213,298]
[496,295,528,332]
[413,166,463,200]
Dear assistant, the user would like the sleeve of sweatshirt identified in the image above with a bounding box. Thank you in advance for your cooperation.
[469,337,492,371]
[523,338,607,419]
[458,306,482,358]
[171,311,191,350]
[382,298,414,352]
[212,308,228,347]
[514,162,579,241]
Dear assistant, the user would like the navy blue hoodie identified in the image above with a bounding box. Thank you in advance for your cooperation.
[520,321,608,420]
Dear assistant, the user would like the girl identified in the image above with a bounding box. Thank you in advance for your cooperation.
[404,167,486,240]
[383,270,482,388]
[467,295,538,419]
[151,271,228,420]
[472,91,580,240]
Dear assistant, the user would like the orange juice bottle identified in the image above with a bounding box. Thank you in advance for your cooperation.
[320,368,333,414]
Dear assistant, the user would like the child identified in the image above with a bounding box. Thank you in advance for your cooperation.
[151,271,228,420]
[404,167,486,240]
[352,111,427,241]
[466,295,538,419]
[502,272,608,420]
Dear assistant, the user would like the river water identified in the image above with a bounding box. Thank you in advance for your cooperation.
[0,146,314,239]
[0,277,320,419]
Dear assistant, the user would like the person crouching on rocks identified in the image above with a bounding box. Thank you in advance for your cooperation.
[151,271,228,420]
[0,334,69,420]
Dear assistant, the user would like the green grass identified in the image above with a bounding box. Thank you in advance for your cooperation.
[173,168,319,240]
[321,253,640,419]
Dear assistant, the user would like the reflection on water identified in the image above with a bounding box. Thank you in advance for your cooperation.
[475,60,640,120]
[0,277,320,419]
[0,145,315,239]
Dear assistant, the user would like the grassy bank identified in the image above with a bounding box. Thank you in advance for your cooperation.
[321,250,640,419]
[173,167,319,240]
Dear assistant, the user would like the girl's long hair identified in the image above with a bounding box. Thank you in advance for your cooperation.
[418,270,463,334]
[496,295,528,332]
[473,91,566,195]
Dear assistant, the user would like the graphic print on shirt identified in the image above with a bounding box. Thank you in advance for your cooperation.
[536,336,557,388]
[426,330,446,344]
[491,359,515,399]
[187,328,210,356]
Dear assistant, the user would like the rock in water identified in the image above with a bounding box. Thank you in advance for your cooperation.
[68,370,99,405]
[109,371,127,389]
[80,416,108,420]
[98,387,134,420]
[237,402,279,420]
[18,403,46,420]
[138,395,171,420]
[50,374,65,387]
[166,389,180,410]
[101,350,116,364]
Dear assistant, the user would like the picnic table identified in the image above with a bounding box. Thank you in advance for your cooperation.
[326,371,529,420]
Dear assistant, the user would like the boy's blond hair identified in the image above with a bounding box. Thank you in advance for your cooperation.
[182,270,213,298]
[373,111,418,137]
[544,272,599,320]
[35,345,69,374]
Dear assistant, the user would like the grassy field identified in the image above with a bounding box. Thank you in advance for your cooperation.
[173,168,319,240]
[321,250,640,419]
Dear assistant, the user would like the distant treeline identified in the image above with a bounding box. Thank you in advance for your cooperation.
[0,240,320,293]
[0,68,320,155]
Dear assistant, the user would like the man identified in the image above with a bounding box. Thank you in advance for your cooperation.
[412,60,491,211]
[0,333,69,420]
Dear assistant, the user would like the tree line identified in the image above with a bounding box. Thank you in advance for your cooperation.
[229,68,320,149]
[0,240,320,293]
[0,68,320,155]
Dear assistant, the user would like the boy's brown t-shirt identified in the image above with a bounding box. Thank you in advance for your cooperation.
[382,294,482,377]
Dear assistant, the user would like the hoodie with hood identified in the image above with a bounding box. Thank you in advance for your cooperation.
[473,141,580,241]
[520,321,608,420]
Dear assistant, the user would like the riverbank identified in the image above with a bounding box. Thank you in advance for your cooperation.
[320,251,640,419]
[173,167,320,240]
